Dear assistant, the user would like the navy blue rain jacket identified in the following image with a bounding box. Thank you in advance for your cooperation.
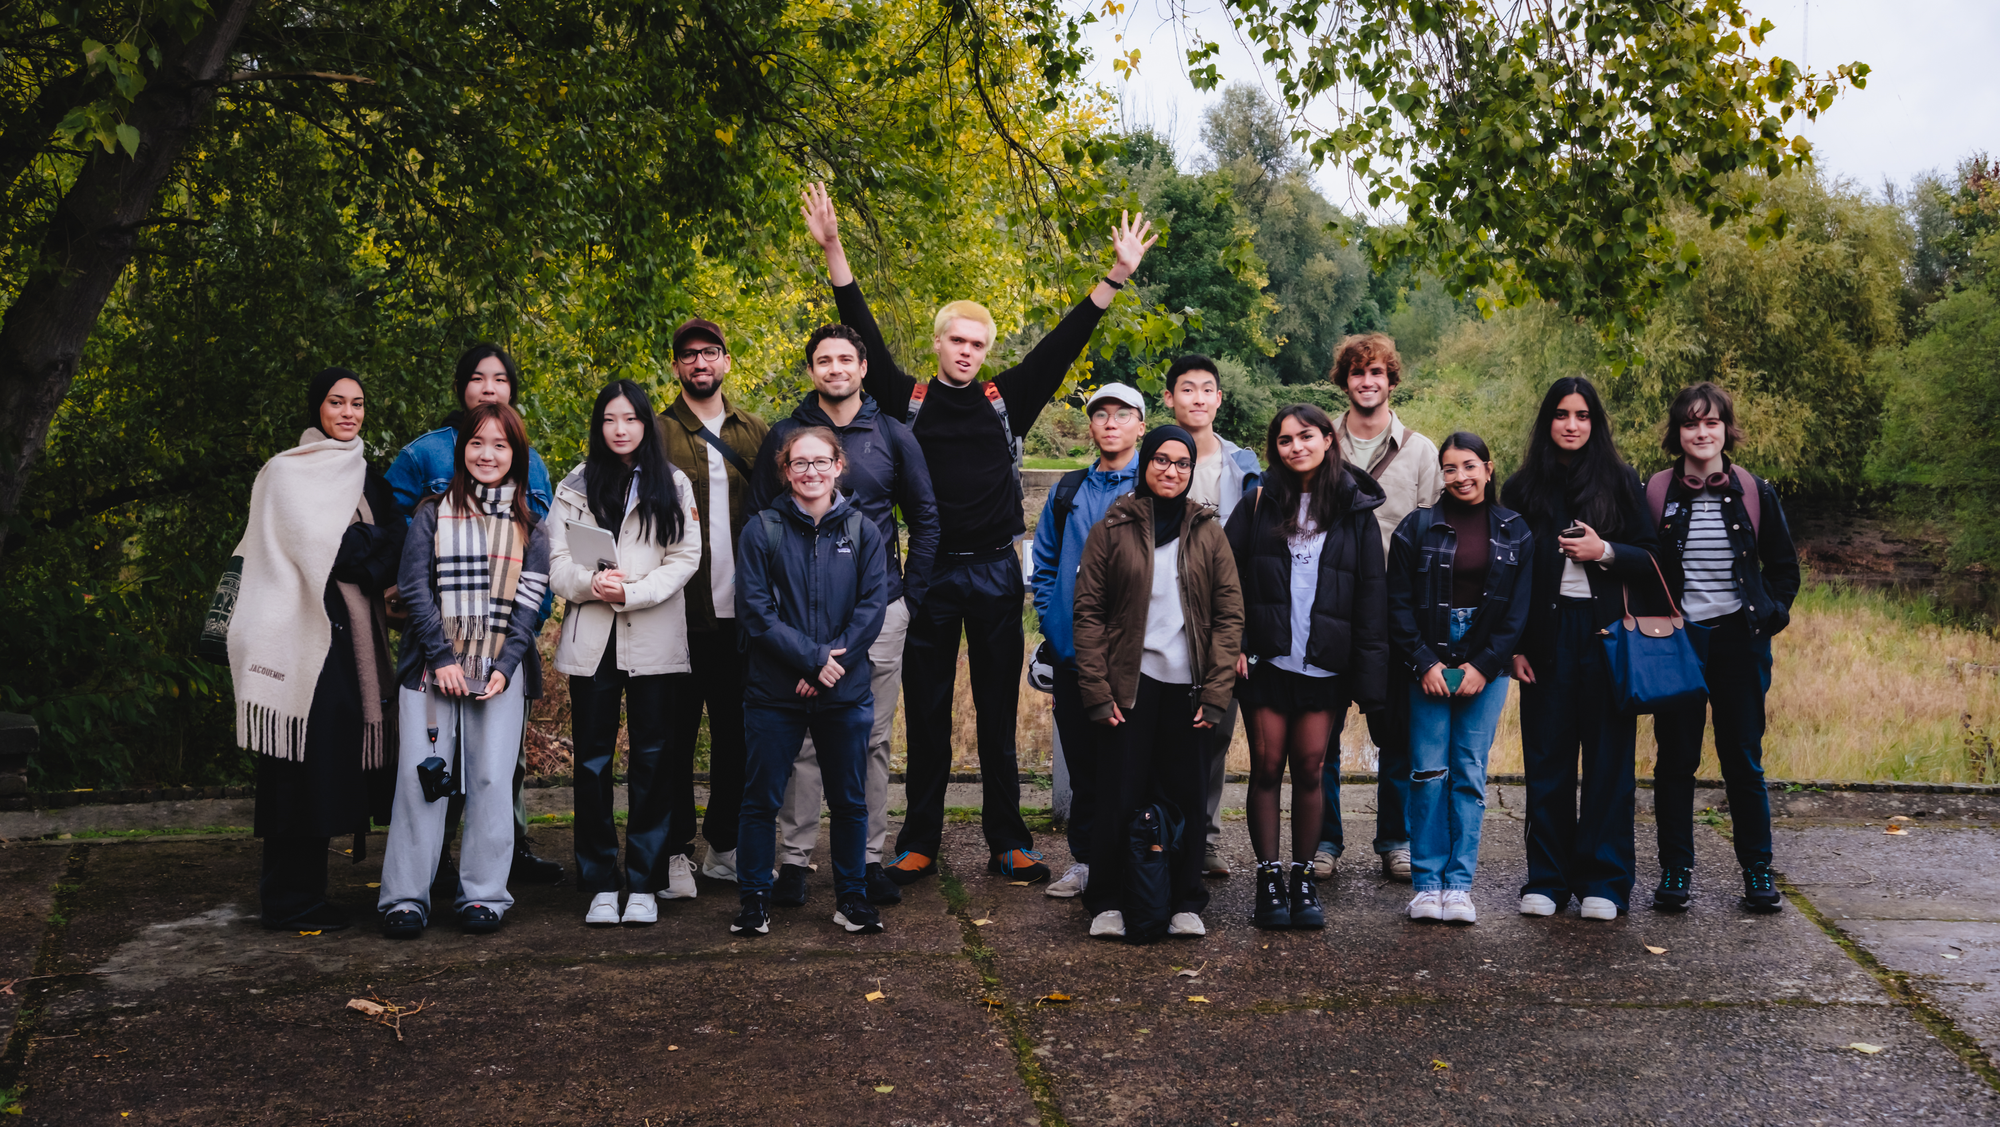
[735,493,889,710]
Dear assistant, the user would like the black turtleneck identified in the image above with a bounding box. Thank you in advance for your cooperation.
[1442,495,1488,608]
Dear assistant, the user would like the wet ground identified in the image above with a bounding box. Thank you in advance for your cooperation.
[2,782,1997,1125]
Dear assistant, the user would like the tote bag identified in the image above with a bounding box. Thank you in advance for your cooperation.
[1121,800,1184,945]
[1600,555,1711,715]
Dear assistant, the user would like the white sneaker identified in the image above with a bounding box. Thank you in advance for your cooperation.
[584,891,621,926]
[1579,896,1619,921]
[700,846,738,882]
[1168,911,1206,937]
[1045,863,1089,898]
[1383,848,1413,882]
[621,891,658,926]
[1089,910,1126,938]
[1518,893,1558,917]
[1408,890,1444,920]
[1441,890,1477,924]
[1311,850,1337,879]
[660,853,697,900]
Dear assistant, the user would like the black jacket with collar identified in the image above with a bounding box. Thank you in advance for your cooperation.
[1386,501,1536,682]
[1653,460,1800,637]
[749,392,940,610]
[735,493,889,711]
[1501,463,1663,668]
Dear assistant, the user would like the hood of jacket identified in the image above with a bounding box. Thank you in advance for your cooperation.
[1099,489,1218,535]
[787,391,881,431]
[1341,462,1390,516]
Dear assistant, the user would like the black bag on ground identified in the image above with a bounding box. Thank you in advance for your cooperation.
[1122,800,1184,945]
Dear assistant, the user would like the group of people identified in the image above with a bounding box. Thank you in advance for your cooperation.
[222,183,1800,944]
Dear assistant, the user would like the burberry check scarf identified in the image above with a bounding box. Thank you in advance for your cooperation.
[435,482,548,683]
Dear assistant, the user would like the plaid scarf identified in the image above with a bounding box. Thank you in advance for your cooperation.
[435,483,547,683]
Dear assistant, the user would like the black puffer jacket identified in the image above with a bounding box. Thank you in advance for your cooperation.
[1223,467,1389,712]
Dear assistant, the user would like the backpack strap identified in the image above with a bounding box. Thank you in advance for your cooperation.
[1645,469,1672,529]
[906,379,1022,477]
[760,508,784,556]
[1731,464,1762,536]
[904,381,928,425]
[1048,466,1089,550]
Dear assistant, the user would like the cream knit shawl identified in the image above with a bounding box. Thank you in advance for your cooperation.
[228,428,367,759]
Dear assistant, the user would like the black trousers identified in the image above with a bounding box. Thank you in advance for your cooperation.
[1051,661,1102,864]
[896,554,1033,858]
[1519,599,1638,908]
[667,623,749,854]
[571,636,682,893]
[1081,676,1210,918]
[1654,610,1775,872]
[260,836,331,925]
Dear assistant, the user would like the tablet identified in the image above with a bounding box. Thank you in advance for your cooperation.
[564,520,619,571]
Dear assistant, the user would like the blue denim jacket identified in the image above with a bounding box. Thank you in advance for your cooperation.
[1386,502,1535,682]
[1029,459,1136,662]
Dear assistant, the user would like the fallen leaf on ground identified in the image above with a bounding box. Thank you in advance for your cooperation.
[347,998,386,1017]
[366,882,381,888]
[1173,962,1206,978]
[1847,1043,1884,1054]
[1432,1060,1451,1071]
[297,930,322,936]
[1186,995,1210,1003]
[864,990,886,1002]
[972,918,992,926]
[1942,953,1961,960]
[875,1085,894,1093]
[1034,993,1071,1006]
[668,1045,680,1051]
[1889,815,1912,822]
[1009,881,1030,887]
[977,997,1004,1009]
[1885,825,1908,835]
[1645,945,1667,955]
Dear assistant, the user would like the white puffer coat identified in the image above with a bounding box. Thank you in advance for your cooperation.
[549,463,703,677]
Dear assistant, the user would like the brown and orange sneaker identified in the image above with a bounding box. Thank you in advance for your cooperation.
[988,848,1051,883]
[884,851,936,886]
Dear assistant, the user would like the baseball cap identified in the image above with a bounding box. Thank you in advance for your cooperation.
[1083,382,1145,414]
[672,317,728,355]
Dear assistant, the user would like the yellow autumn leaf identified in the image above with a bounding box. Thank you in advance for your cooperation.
[864,990,885,1002]
[1646,945,1667,955]
[1186,995,1210,1003]
[1431,1060,1450,1071]
[297,930,322,936]
[972,918,992,926]
[875,1085,894,1093]
[1885,825,1908,835]
[668,1045,680,1051]
[1847,1042,1884,1054]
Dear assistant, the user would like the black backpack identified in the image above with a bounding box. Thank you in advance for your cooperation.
[1122,800,1184,945]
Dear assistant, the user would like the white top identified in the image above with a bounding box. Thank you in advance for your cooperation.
[702,415,735,618]
[1187,452,1225,510]
[1559,539,1615,598]
[1272,496,1336,678]
[1140,539,1192,685]
[1679,493,1742,622]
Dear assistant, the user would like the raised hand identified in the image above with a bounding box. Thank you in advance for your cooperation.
[1107,209,1157,284]
[800,182,854,286]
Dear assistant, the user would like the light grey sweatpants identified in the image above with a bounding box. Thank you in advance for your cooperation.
[778,597,910,866]
[379,680,525,922]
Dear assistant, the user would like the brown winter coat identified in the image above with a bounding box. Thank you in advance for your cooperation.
[659,393,768,633]
[1072,492,1243,724]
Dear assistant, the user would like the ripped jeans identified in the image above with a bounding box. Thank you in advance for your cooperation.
[1407,608,1511,893]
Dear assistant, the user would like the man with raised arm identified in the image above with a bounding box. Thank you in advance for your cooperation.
[802,182,1155,887]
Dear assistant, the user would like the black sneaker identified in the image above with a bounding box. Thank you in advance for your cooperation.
[1740,863,1782,913]
[1253,862,1292,929]
[865,862,904,905]
[773,863,811,907]
[1288,863,1324,929]
[1653,868,1693,912]
[458,903,502,934]
[262,901,352,932]
[834,898,885,934]
[511,846,565,885]
[381,907,424,939]
[730,893,771,937]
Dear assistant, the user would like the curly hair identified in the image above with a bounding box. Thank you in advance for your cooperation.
[1329,333,1402,391]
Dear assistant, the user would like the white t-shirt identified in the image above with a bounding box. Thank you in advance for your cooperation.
[1342,425,1389,473]
[703,415,735,619]
[1187,453,1225,510]
[1139,539,1192,685]
[1271,496,1336,679]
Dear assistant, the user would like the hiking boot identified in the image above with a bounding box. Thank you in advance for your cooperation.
[1289,863,1324,929]
[730,893,771,937]
[1441,890,1477,924]
[701,846,739,883]
[773,863,811,907]
[1089,910,1126,938]
[584,891,621,926]
[511,846,565,886]
[1652,868,1692,912]
[459,903,502,934]
[1381,848,1412,882]
[1253,862,1292,929]
[864,862,903,905]
[885,851,935,885]
[661,853,697,900]
[1740,863,1783,913]
[1203,846,1231,878]
[1579,896,1619,921]
[1311,849,1338,879]
[834,898,885,934]
[1046,863,1090,899]
[1408,890,1443,921]
[990,849,1051,883]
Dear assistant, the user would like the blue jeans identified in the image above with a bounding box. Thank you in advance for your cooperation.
[1407,609,1511,892]
[740,702,872,903]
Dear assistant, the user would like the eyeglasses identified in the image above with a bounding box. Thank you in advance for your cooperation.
[676,345,725,363]
[1149,454,1193,472]
[1680,470,1730,491]
[788,457,837,474]
[1090,407,1140,423]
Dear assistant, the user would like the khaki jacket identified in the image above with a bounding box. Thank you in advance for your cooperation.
[1335,411,1443,564]
[1072,493,1243,723]
[548,465,703,677]
[659,394,768,632]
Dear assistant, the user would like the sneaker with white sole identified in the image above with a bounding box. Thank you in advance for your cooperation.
[660,854,697,900]
[1579,895,1619,920]
[1518,893,1558,917]
[1045,863,1089,899]
[621,891,658,926]
[584,891,621,926]
[834,898,885,934]
[1202,846,1231,878]
[1382,848,1413,882]
[1311,849,1337,879]
[1408,890,1443,920]
[701,846,738,882]
[730,892,771,936]
[1089,910,1126,938]
[1168,911,1206,937]
[1440,890,1477,924]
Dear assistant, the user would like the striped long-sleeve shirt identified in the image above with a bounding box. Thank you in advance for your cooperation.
[1679,493,1742,622]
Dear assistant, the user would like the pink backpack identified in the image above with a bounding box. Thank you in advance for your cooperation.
[1645,465,1761,534]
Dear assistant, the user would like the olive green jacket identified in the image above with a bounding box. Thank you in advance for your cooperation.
[659,393,768,633]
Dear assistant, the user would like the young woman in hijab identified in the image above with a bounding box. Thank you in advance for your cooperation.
[1071,425,1241,941]
[1500,377,1660,921]
[224,368,404,931]
[549,380,702,927]
[379,403,551,937]
[1224,404,1389,930]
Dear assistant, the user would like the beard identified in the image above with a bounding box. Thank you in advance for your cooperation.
[679,372,723,399]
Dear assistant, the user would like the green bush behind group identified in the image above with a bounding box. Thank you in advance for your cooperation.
[3,21,1995,792]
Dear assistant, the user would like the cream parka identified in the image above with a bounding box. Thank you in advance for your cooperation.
[549,463,703,677]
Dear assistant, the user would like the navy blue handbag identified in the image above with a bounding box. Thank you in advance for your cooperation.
[1600,556,1710,715]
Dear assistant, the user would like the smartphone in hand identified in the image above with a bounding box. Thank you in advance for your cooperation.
[1442,668,1465,693]
[1560,522,1586,539]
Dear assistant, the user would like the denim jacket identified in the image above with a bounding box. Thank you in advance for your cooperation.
[1655,462,1800,637]
[1386,502,1535,682]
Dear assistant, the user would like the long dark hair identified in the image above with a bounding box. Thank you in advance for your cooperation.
[1439,431,1498,506]
[1501,377,1634,533]
[444,402,539,537]
[585,380,686,545]
[1262,403,1355,537]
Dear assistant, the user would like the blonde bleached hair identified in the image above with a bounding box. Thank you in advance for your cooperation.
[932,300,996,342]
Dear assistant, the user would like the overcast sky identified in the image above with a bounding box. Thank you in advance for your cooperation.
[1083,0,1997,213]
